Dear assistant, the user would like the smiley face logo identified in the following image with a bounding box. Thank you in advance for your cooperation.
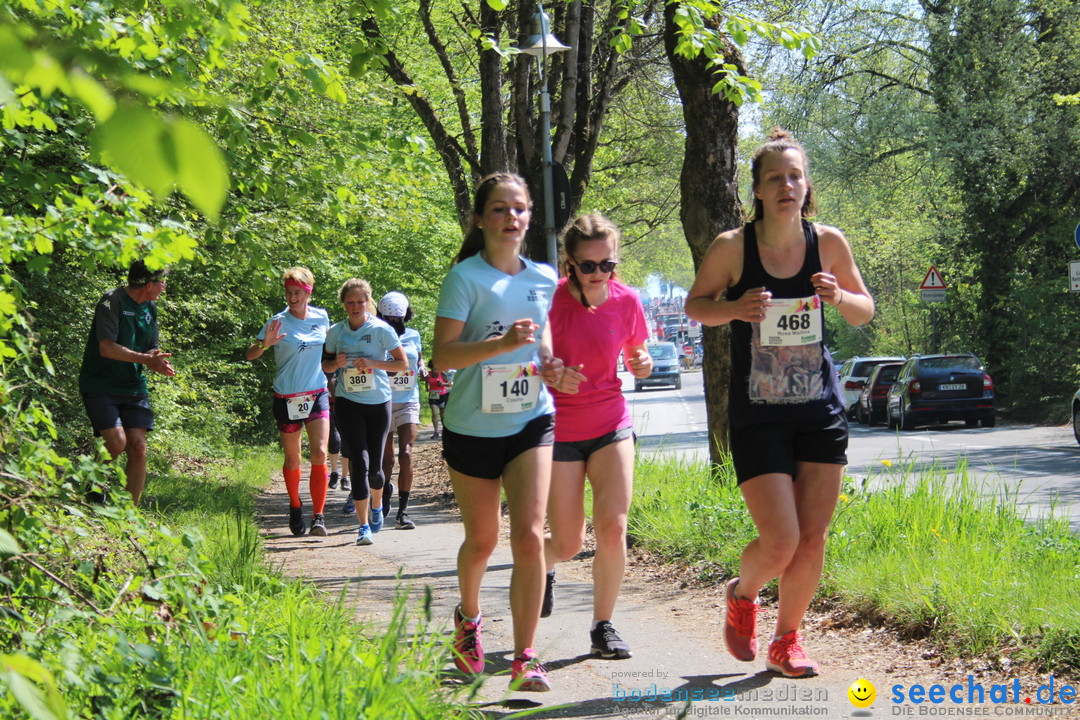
[848,678,876,708]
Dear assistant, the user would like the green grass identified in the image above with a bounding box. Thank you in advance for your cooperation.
[2,447,475,720]
[629,454,756,584]
[628,453,1080,674]
[138,447,474,720]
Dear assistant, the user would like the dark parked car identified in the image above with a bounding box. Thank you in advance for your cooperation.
[855,361,904,425]
[886,353,995,430]
[1072,387,1080,446]
[635,342,682,391]
[837,355,906,418]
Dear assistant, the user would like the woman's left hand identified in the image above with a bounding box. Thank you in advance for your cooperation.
[811,272,844,307]
[352,356,374,371]
[558,364,587,394]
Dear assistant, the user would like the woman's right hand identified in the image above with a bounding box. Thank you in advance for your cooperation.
[501,318,539,350]
[735,287,772,323]
[263,319,286,347]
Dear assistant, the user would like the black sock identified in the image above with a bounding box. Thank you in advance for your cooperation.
[397,490,410,516]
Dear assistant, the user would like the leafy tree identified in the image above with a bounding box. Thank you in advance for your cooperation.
[349,0,677,261]
[920,0,1080,412]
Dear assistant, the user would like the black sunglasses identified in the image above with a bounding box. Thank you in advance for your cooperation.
[575,259,618,274]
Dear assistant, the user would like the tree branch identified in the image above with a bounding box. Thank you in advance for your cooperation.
[360,15,473,229]
[419,0,478,165]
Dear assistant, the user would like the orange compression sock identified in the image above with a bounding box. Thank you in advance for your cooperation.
[310,463,328,514]
[284,466,302,509]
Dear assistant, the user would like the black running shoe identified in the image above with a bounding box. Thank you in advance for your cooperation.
[288,506,307,536]
[382,480,394,516]
[590,620,632,659]
[396,513,416,530]
[309,513,327,536]
[328,471,339,490]
[540,570,555,618]
[340,476,351,492]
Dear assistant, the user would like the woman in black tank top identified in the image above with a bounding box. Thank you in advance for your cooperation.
[685,129,875,678]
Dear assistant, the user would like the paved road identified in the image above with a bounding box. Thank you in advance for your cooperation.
[260,459,1043,720]
[626,369,1080,531]
[256,373,1080,718]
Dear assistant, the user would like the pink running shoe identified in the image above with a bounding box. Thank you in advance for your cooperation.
[453,606,484,674]
[766,630,820,678]
[510,648,551,692]
[724,577,759,661]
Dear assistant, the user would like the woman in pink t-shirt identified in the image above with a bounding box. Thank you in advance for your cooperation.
[542,214,653,660]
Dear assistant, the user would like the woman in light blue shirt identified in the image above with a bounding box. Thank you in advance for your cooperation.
[246,267,330,538]
[322,278,407,546]
[433,173,577,692]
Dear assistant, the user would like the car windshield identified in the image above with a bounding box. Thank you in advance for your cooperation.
[920,356,981,371]
[853,364,878,378]
[877,366,901,382]
[649,344,677,360]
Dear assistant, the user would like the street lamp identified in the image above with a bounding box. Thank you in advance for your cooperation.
[517,3,570,268]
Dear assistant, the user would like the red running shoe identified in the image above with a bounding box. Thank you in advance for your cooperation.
[724,577,759,661]
[766,630,820,678]
[453,606,484,675]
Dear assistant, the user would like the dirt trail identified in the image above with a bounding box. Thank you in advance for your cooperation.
[254,434,1079,719]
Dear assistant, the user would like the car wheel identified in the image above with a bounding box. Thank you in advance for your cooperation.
[887,408,897,430]
[1074,405,1080,446]
[634,382,642,392]
[982,413,996,428]
[675,376,682,390]
[867,408,877,426]
[900,404,915,431]
[965,418,979,428]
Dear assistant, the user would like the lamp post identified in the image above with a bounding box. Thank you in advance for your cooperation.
[517,3,570,268]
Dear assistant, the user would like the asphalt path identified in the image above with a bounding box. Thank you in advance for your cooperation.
[260,465,1051,719]
[627,369,1080,531]
[255,370,1080,718]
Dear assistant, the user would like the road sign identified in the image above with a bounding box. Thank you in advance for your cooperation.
[921,288,946,302]
[1071,261,1080,292]
[1075,222,1080,251]
[920,266,947,290]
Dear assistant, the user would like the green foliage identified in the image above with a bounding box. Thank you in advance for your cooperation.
[664,1,819,105]
[0,1,241,220]
[1,444,469,719]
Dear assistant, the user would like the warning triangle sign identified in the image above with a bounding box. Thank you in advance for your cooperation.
[920,266,947,289]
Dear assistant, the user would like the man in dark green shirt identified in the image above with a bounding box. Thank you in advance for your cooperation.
[80,260,175,505]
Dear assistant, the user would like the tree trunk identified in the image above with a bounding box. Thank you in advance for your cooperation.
[663,3,744,466]
[478,1,508,179]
